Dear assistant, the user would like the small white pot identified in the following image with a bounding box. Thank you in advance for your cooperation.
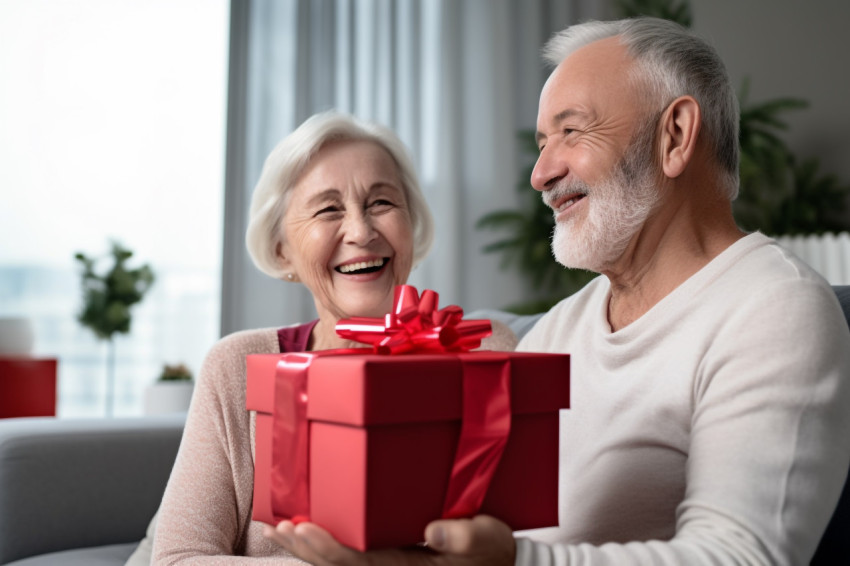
[144,381,194,415]
[0,317,35,356]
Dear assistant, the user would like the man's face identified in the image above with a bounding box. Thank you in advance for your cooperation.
[547,118,660,272]
[531,37,661,272]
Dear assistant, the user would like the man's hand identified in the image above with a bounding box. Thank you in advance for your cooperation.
[263,514,516,566]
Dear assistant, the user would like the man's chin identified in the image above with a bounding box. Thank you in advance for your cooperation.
[552,226,596,271]
[554,256,601,273]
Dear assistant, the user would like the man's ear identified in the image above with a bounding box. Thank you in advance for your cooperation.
[659,95,701,179]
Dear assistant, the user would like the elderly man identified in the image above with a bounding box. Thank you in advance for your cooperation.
[268,17,850,566]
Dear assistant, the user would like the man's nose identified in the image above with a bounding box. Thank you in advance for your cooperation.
[530,146,567,192]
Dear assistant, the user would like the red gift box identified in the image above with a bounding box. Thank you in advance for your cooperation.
[245,286,570,551]
[0,357,58,418]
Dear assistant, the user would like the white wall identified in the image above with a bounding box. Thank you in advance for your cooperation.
[688,0,850,207]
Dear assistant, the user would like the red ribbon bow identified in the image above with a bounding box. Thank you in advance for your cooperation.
[335,285,492,354]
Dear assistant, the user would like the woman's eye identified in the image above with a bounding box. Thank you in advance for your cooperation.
[315,205,341,216]
[369,199,395,209]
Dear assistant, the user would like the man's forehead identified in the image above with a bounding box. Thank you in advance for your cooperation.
[537,37,635,124]
[564,35,630,69]
[548,38,631,90]
[545,107,594,125]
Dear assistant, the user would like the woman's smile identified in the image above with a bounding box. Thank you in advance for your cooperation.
[335,256,389,275]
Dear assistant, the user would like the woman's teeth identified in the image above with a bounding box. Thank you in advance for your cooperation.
[337,258,387,274]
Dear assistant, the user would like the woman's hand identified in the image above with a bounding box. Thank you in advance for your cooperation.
[264,514,516,566]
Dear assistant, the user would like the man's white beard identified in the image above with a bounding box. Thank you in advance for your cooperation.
[547,129,661,273]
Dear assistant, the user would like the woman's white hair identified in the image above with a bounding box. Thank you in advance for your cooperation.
[246,111,435,280]
[543,17,740,200]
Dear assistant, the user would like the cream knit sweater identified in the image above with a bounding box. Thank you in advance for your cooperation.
[514,233,850,565]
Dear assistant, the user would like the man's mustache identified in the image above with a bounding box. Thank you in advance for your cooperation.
[542,178,591,210]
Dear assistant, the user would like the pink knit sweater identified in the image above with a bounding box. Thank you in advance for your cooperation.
[151,323,517,565]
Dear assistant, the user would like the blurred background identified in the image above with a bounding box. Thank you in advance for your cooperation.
[1,0,848,417]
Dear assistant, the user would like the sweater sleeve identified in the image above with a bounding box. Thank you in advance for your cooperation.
[151,329,309,565]
[481,319,519,352]
[514,279,850,565]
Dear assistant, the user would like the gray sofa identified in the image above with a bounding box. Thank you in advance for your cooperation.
[1,288,848,565]
[0,415,184,565]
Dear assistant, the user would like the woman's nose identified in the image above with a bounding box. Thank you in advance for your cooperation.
[343,211,377,245]
[530,146,567,192]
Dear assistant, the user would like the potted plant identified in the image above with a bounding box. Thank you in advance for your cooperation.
[75,240,155,416]
[144,362,195,415]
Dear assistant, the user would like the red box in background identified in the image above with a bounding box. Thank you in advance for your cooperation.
[0,357,58,418]
[247,350,569,551]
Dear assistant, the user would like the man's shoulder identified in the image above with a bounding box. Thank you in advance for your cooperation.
[684,232,831,308]
[699,234,848,350]
[728,232,827,283]
[517,276,608,350]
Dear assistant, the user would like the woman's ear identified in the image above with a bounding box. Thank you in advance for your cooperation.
[275,240,292,272]
[659,95,701,179]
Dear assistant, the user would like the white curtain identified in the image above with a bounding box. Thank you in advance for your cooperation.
[221,0,603,335]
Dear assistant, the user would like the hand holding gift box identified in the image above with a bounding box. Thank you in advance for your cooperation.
[247,285,569,551]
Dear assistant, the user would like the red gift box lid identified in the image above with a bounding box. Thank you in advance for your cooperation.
[247,351,569,426]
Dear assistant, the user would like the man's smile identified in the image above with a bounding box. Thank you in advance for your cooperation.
[546,189,588,220]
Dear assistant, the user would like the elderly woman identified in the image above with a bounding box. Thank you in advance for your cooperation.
[138,112,516,565]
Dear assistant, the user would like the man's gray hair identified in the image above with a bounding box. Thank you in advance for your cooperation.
[543,18,740,200]
[246,111,434,280]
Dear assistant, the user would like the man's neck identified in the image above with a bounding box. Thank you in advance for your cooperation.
[601,191,745,331]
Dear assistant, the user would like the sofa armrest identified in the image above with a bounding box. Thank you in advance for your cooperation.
[0,415,184,565]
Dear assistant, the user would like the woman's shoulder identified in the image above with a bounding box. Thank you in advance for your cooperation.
[201,327,281,372]
[193,327,282,403]
[217,326,281,353]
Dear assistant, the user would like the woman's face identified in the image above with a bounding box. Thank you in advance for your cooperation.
[277,139,414,322]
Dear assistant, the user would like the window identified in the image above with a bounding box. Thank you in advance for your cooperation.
[0,0,230,416]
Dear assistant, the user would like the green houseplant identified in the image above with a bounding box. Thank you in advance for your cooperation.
[74,240,155,416]
[157,363,193,382]
[477,0,850,313]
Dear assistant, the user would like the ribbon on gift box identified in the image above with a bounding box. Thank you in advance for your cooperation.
[271,284,510,525]
[335,285,493,354]
[441,354,511,519]
[271,352,313,522]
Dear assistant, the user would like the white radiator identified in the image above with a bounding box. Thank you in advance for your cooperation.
[774,232,850,286]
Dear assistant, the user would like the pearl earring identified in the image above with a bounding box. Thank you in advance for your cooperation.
[286,273,294,281]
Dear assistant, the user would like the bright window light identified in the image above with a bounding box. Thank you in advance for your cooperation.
[0,0,230,417]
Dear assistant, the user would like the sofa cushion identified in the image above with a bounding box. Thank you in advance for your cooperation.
[834,285,850,327]
[2,543,136,566]
[0,416,184,565]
